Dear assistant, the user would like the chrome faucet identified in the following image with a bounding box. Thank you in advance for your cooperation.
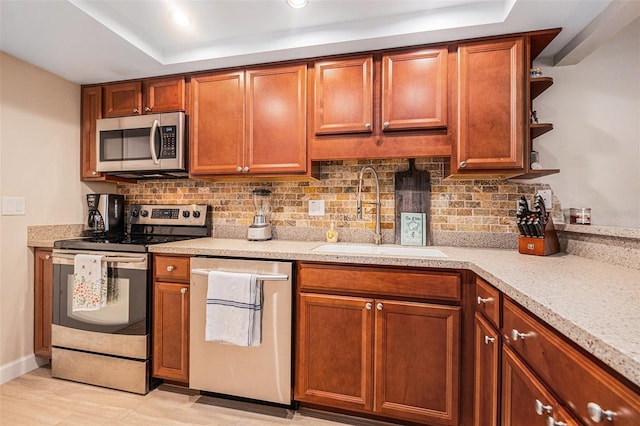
[357,165,382,245]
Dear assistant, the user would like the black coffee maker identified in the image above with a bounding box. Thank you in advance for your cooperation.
[84,193,125,237]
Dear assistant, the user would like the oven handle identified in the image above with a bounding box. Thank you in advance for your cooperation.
[52,253,146,263]
[191,268,288,281]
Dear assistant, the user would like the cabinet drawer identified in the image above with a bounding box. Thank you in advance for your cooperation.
[298,263,460,301]
[154,255,190,283]
[503,298,640,425]
[476,277,501,327]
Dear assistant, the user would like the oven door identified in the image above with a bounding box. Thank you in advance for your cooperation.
[52,250,150,336]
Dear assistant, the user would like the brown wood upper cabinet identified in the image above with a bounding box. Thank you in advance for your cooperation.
[81,86,105,180]
[310,48,452,161]
[190,64,307,176]
[103,76,185,118]
[455,37,525,174]
[382,48,448,130]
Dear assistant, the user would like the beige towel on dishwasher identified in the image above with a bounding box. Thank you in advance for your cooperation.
[206,270,262,347]
[72,254,107,311]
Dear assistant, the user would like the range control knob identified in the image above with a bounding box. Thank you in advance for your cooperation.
[182,210,190,218]
[140,210,149,217]
[131,210,139,217]
[193,210,201,218]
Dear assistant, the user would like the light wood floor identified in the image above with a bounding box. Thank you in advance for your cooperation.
[0,367,397,426]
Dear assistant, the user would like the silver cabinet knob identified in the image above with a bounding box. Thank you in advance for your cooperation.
[587,402,616,422]
[365,302,372,310]
[484,335,495,344]
[477,296,494,305]
[92,171,99,176]
[166,265,175,272]
[144,106,151,112]
[133,108,139,113]
[460,161,468,168]
[535,399,553,416]
[511,329,533,341]
[376,303,383,311]
[236,166,243,173]
[546,417,567,426]
[180,287,187,294]
[383,121,390,128]
[243,166,250,173]
[45,255,51,260]
[364,123,371,129]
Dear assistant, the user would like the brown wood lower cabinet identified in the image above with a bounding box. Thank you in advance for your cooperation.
[152,255,190,383]
[295,262,461,425]
[34,248,53,358]
[473,312,500,426]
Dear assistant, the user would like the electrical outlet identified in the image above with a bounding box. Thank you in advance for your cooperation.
[537,190,552,209]
[308,200,325,216]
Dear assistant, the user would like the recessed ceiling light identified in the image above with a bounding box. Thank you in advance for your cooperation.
[171,11,191,27]
[286,0,308,9]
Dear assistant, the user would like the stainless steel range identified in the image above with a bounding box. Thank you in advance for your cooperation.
[51,203,209,394]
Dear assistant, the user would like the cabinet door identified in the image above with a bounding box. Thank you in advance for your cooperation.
[382,48,447,130]
[295,293,373,412]
[80,86,104,180]
[314,57,373,134]
[474,313,501,426]
[502,345,562,426]
[152,282,190,383]
[246,65,307,174]
[103,81,142,117]
[457,38,525,171]
[143,76,185,113]
[34,249,53,358]
[374,299,460,425]
[189,72,245,175]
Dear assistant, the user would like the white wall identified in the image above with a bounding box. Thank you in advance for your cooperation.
[0,52,114,382]
[533,19,640,228]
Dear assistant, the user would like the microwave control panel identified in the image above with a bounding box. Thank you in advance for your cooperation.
[159,125,177,159]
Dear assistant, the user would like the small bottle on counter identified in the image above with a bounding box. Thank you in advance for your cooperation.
[569,208,591,225]
[326,221,339,243]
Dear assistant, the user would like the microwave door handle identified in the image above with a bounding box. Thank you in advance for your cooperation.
[149,119,160,165]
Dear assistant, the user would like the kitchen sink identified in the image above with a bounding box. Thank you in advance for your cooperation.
[312,244,447,258]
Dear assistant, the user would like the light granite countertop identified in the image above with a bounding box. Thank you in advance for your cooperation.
[150,238,640,388]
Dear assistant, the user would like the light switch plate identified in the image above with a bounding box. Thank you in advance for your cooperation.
[2,196,26,215]
[308,200,325,216]
[536,190,552,209]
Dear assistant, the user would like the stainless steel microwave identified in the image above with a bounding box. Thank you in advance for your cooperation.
[96,112,186,178]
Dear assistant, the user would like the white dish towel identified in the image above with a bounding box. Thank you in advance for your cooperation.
[72,254,107,311]
[205,270,263,347]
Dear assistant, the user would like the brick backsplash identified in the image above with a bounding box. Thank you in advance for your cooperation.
[116,158,558,242]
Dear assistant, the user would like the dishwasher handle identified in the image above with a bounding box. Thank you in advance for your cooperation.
[191,268,289,281]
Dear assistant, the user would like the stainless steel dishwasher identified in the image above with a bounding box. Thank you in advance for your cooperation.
[189,257,293,405]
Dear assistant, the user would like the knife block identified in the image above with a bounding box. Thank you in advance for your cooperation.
[518,216,560,256]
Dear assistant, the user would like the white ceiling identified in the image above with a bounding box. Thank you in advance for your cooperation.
[0,0,629,85]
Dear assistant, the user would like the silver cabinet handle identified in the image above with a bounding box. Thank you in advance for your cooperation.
[180,287,187,294]
[364,122,371,129]
[365,302,372,310]
[243,166,250,173]
[383,121,390,128]
[376,303,383,311]
[587,402,616,422]
[133,108,139,113]
[535,399,553,416]
[511,329,533,341]
[545,417,567,426]
[460,161,468,168]
[166,265,175,272]
[477,296,494,305]
[484,335,495,344]
[236,166,243,173]
[144,106,151,112]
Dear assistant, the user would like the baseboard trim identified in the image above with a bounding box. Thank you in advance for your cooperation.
[0,354,45,385]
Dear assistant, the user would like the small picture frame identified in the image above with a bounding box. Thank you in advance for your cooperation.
[400,212,426,246]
